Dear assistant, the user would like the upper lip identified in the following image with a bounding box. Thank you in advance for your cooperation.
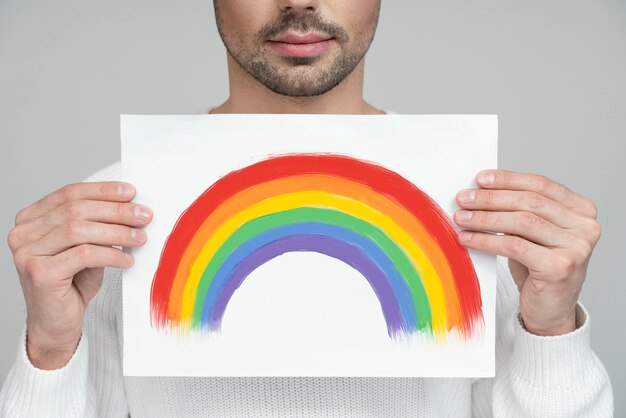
[268,32,332,44]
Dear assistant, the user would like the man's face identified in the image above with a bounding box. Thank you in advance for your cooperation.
[213,0,381,97]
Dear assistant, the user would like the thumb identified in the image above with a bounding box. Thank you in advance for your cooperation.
[73,267,105,305]
[508,258,529,292]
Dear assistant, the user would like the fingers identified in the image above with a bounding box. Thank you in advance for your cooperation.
[14,245,133,303]
[475,170,597,219]
[455,189,592,234]
[27,220,147,256]
[9,181,143,365]
[454,210,569,247]
[457,230,552,273]
[13,245,134,286]
[15,181,137,225]
[47,245,135,279]
[10,200,153,249]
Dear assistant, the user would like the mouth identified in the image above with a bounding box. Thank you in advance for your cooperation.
[266,31,335,58]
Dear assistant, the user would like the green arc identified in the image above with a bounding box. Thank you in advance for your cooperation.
[190,206,433,331]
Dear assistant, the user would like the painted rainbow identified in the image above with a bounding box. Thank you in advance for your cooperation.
[150,153,484,342]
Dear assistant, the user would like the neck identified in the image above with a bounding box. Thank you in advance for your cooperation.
[209,54,385,115]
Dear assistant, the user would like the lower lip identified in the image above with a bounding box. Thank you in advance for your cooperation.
[266,39,334,58]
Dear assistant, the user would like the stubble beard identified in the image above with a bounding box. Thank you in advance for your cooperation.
[214,5,380,97]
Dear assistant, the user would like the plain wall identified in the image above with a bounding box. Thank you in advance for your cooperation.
[1,0,624,414]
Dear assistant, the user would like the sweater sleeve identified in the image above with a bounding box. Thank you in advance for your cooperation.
[0,161,130,417]
[471,256,614,417]
[0,326,96,417]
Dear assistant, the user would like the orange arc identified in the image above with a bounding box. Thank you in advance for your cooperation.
[166,173,463,330]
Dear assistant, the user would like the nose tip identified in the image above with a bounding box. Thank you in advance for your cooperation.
[278,0,320,12]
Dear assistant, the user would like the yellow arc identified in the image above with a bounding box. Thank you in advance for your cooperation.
[180,191,450,336]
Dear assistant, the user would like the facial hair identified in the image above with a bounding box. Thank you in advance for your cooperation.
[214,5,379,97]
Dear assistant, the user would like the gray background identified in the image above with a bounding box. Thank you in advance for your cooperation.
[1,0,624,414]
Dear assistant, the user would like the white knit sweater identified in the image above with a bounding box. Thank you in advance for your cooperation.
[0,161,614,417]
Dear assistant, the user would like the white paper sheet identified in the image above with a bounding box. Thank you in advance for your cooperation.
[121,114,497,377]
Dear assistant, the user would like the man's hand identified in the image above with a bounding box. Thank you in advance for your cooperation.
[6,181,153,369]
[453,169,602,336]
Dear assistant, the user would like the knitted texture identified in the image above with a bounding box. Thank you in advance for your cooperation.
[1,160,614,418]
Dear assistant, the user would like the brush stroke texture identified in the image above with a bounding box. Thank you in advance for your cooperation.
[150,153,484,342]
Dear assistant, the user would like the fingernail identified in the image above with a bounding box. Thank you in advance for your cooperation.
[477,172,495,186]
[119,183,135,198]
[459,231,472,241]
[457,189,476,204]
[133,205,152,221]
[456,210,473,221]
[131,228,147,242]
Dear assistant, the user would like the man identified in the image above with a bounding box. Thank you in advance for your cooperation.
[0,0,614,416]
